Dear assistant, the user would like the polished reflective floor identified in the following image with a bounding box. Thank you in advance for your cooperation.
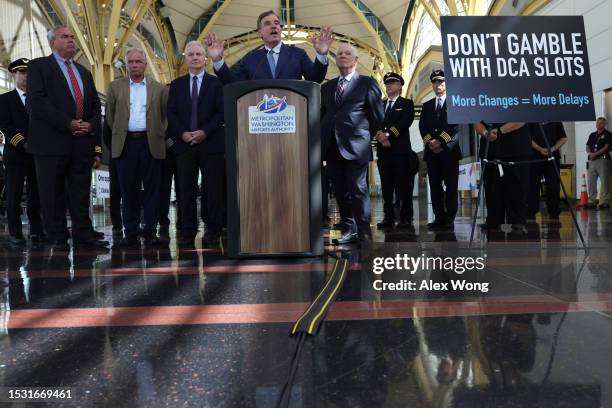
[1,198,611,407]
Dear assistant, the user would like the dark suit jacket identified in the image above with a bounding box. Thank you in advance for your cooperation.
[26,54,101,156]
[167,72,225,155]
[418,97,460,162]
[0,90,29,164]
[377,96,415,157]
[215,43,327,84]
[321,73,384,164]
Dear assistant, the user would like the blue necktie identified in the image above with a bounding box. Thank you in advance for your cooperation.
[190,76,198,131]
[267,49,276,79]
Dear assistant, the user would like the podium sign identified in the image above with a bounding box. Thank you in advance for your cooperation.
[224,80,323,258]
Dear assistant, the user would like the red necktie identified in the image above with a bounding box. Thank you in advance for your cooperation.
[64,60,84,119]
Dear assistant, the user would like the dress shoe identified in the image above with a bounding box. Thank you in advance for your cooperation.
[332,231,358,245]
[91,230,105,240]
[178,236,195,248]
[396,219,413,229]
[119,236,140,248]
[144,235,161,246]
[376,219,395,228]
[73,239,109,249]
[332,222,347,230]
[479,223,500,230]
[427,221,443,229]
[203,232,221,247]
[509,224,527,235]
[30,233,47,243]
[49,240,70,251]
[441,221,455,230]
[599,202,610,209]
[9,235,26,246]
[359,234,373,246]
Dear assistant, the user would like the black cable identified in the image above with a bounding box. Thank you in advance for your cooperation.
[278,332,307,408]
[482,156,555,165]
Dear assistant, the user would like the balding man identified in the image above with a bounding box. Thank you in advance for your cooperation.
[205,10,333,83]
[321,43,384,245]
[27,26,105,250]
[167,41,225,248]
[106,48,168,247]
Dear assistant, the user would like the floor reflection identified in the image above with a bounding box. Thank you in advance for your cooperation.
[0,199,611,406]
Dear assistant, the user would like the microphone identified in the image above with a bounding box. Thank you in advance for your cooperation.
[249,46,267,80]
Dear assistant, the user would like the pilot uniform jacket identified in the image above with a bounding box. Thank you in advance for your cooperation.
[419,97,460,161]
[0,89,29,164]
[105,76,168,160]
[377,96,415,157]
[0,88,44,238]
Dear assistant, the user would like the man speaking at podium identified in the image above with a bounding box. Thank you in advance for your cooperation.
[205,10,334,83]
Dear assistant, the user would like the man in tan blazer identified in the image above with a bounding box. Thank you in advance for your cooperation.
[106,47,168,247]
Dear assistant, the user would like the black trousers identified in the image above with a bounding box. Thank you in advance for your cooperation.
[116,137,161,237]
[483,157,529,226]
[528,155,561,217]
[377,154,414,221]
[426,155,459,223]
[34,147,94,242]
[327,142,371,238]
[321,164,329,221]
[4,157,43,237]
[109,158,123,230]
[176,148,224,236]
[159,152,180,227]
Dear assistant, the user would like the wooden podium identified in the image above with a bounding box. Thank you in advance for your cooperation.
[224,80,323,258]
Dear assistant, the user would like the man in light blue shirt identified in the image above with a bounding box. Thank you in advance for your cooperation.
[105,48,168,248]
[52,51,83,102]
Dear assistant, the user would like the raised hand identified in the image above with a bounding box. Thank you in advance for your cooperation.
[204,32,225,62]
[312,26,335,55]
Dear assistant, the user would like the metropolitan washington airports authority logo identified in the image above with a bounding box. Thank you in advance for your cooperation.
[249,94,296,134]
[256,94,288,113]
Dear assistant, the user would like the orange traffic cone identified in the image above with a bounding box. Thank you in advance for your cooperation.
[577,174,589,208]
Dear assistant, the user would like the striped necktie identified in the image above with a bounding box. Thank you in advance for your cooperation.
[335,78,345,106]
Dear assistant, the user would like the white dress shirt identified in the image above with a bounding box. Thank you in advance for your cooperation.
[338,69,357,92]
[435,94,446,110]
[128,77,147,132]
[16,87,26,106]
[385,96,398,112]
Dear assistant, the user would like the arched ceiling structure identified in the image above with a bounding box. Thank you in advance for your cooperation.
[24,0,552,95]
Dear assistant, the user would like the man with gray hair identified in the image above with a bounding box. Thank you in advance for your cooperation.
[26,26,106,250]
[321,43,384,245]
[106,47,168,247]
[205,10,333,83]
[167,41,225,248]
